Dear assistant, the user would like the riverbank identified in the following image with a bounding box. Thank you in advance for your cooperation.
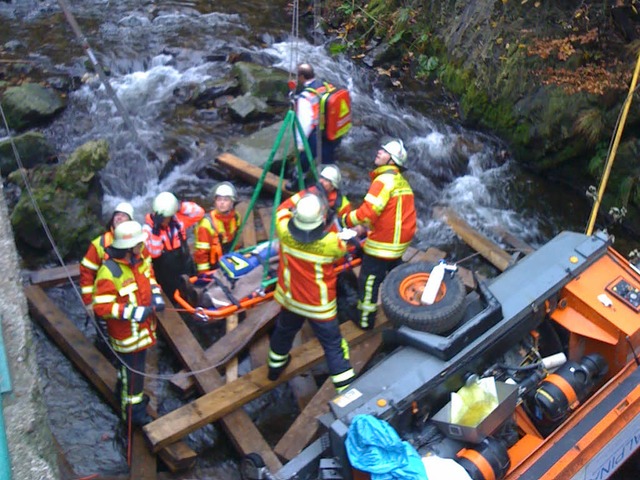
[325,0,640,233]
[0,182,59,479]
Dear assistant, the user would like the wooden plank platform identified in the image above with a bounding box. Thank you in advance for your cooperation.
[274,334,383,461]
[433,206,513,272]
[155,299,282,472]
[24,285,197,472]
[169,300,280,395]
[25,262,80,287]
[217,152,293,197]
[144,314,390,452]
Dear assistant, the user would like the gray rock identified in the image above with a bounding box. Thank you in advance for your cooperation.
[230,120,295,169]
[0,83,67,132]
[231,61,290,106]
[0,131,55,176]
[228,93,271,122]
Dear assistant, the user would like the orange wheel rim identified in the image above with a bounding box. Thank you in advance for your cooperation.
[398,273,446,306]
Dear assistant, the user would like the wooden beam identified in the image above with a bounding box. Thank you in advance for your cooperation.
[274,334,384,461]
[155,299,282,472]
[433,206,513,272]
[216,152,293,197]
[143,314,390,453]
[169,300,280,395]
[129,431,157,480]
[25,263,79,287]
[491,225,535,255]
[23,285,196,472]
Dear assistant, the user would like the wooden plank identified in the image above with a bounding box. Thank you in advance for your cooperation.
[433,206,512,272]
[217,152,293,197]
[256,207,275,241]
[23,285,197,472]
[491,226,535,255]
[143,313,390,452]
[274,334,384,461]
[155,299,282,472]
[225,314,239,382]
[129,430,157,480]
[169,300,280,395]
[249,334,270,369]
[25,262,80,287]
[236,202,258,248]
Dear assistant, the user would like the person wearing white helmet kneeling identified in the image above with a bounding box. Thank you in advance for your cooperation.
[143,191,204,299]
[267,193,356,393]
[341,139,417,330]
[93,221,165,427]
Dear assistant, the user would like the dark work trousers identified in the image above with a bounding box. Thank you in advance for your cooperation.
[269,309,355,390]
[299,128,340,174]
[355,254,402,329]
[117,349,147,423]
[153,246,196,300]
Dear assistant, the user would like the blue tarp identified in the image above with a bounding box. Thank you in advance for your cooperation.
[346,414,428,480]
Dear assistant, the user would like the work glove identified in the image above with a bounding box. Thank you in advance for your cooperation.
[131,306,153,323]
[152,293,166,312]
[337,228,358,241]
[152,215,164,235]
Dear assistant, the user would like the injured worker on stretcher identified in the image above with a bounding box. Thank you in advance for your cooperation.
[178,241,280,309]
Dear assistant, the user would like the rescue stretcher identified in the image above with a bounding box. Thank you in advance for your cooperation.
[174,239,363,322]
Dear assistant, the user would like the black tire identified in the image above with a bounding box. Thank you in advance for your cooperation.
[240,453,266,480]
[380,261,466,334]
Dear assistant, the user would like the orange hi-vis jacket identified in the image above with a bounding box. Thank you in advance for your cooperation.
[79,230,114,306]
[274,208,348,321]
[277,185,352,233]
[343,164,416,259]
[143,201,204,259]
[194,209,242,272]
[93,254,161,353]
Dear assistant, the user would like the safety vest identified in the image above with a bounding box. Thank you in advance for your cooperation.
[79,231,114,305]
[93,255,160,353]
[142,201,204,259]
[194,210,241,272]
[343,165,416,259]
[274,210,347,321]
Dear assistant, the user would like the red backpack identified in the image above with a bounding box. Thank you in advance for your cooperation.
[306,82,352,141]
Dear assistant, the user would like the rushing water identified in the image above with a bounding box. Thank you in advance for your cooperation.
[1,0,618,478]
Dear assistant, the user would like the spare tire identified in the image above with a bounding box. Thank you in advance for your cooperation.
[380,261,466,334]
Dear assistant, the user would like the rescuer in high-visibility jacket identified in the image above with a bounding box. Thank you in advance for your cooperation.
[341,139,417,330]
[80,202,134,342]
[268,193,356,392]
[194,181,242,273]
[143,191,204,299]
[278,164,352,233]
[93,221,166,426]
[290,63,341,188]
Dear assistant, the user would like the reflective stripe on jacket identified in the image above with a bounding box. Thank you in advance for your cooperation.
[343,165,416,259]
[274,209,347,321]
[93,255,161,353]
[79,231,113,306]
[143,201,204,259]
[194,210,241,272]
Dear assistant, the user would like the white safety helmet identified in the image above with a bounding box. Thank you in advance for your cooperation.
[113,202,134,220]
[293,194,326,231]
[112,221,147,249]
[153,191,179,217]
[214,181,238,202]
[381,139,408,167]
[319,165,342,189]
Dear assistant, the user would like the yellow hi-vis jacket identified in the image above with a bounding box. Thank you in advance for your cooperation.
[274,210,347,321]
[343,165,416,259]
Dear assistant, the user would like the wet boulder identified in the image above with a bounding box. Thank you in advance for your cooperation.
[9,139,109,264]
[228,93,271,122]
[0,83,67,132]
[188,77,240,108]
[230,120,294,169]
[231,61,290,106]
[0,131,55,176]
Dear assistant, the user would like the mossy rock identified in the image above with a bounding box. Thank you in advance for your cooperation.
[0,83,67,131]
[0,132,55,176]
[231,62,290,106]
[10,185,102,259]
[54,140,110,197]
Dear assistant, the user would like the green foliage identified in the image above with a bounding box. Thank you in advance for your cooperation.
[336,2,354,16]
[587,142,608,177]
[328,42,349,55]
[573,108,604,146]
